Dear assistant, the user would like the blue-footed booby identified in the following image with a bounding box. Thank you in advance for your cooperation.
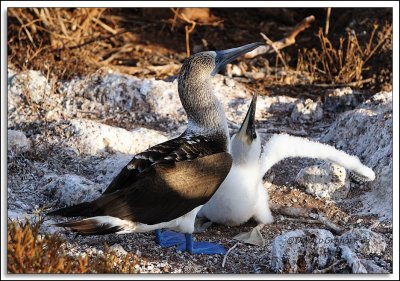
[198,93,375,226]
[48,42,264,254]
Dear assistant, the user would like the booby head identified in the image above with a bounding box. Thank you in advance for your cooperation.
[230,93,262,165]
[178,42,263,84]
[178,42,263,139]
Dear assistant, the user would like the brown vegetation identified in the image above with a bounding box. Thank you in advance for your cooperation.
[7,218,141,273]
[296,24,392,87]
[7,8,392,91]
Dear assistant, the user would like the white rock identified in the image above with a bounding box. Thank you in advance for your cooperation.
[7,210,60,235]
[339,228,386,255]
[296,162,349,200]
[8,70,52,107]
[360,259,388,273]
[109,244,128,256]
[140,79,186,123]
[291,98,323,123]
[340,245,368,273]
[321,91,392,219]
[271,229,336,273]
[324,87,364,112]
[7,210,32,221]
[68,119,169,155]
[261,95,298,115]
[58,71,297,130]
[40,174,105,206]
[95,154,133,184]
[8,130,31,154]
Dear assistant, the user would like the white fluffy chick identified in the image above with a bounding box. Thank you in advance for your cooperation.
[198,94,375,226]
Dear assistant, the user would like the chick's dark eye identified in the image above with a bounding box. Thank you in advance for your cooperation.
[253,133,257,139]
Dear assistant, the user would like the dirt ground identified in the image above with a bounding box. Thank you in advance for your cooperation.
[7,7,393,274]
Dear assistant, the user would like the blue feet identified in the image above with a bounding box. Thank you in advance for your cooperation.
[176,233,227,254]
[155,229,186,248]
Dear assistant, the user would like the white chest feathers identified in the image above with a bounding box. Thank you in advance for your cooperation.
[198,161,273,226]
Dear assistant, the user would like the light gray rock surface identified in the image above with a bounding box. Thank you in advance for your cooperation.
[67,118,169,155]
[323,87,366,112]
[321,91,392,220]
[340,245,368,273]
[291,98,324,123]
[295,162,350,200]
[339,228,387,255]
[8,70,53,106]
[8,130,31,154]
[39,174,105,206]
[359,259,388,273]
[271,229,336,273]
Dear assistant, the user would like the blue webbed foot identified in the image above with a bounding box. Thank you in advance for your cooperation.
[155,229,186,248]
[176,233,227,254]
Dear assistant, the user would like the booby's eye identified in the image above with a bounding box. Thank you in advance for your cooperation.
[252,132,257,139]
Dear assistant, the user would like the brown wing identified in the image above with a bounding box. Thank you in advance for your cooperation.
[103,134,227,194]
[82,152,232,224]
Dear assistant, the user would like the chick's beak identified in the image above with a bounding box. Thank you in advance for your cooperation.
[236,93,258,143]
[211,42,264,76]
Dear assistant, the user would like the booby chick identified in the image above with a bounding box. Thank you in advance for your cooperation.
[48,42,264,254]
[198,93,375,226]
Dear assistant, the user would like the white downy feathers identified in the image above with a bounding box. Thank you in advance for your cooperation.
[199,133,375,226]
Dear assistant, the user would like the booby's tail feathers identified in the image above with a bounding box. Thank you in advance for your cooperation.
[55,216,125,235]
[260,134,375,181]
[47,202,93,217]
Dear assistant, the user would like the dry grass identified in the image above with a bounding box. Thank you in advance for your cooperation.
[8,8,131,80]
[7,8,393,91]
[7,218,141,273]
[295,23,392,87]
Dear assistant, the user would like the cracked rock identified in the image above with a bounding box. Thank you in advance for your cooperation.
[271,229,336,273]
[295,162,350,200]
[291,98,323,124]
[40,174,105,207]
[339,228,386,255]
[8,130,31,154]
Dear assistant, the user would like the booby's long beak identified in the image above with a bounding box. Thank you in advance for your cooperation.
[211,42,264,76]
[236,93,258,144]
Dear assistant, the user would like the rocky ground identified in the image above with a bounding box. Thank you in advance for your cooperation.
[7,67,393,274]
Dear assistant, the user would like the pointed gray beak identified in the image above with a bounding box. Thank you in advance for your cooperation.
[211,42,264,76]
[237,93,258,143]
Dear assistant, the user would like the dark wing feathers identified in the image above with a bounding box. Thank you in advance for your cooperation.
[103,135,225,194]
[55,219,123,235]
[80,152,232,224]
[102,139,178,195]
[53,152,232,225]
[49,134,232,225]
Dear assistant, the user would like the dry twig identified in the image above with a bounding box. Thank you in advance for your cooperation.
[325,8,332,36]
[313,260,343,273]
[260,33,289,69]
[244,15,315,59]
[309,212,343,235]
[169,8,222,57]
[170,8,197,57]
[222,242,239,268]
[10,9,37,48]
[271,206,344,234]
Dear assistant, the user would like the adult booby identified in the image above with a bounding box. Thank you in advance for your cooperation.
[48,42,264,254]
[198,93,375,226]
